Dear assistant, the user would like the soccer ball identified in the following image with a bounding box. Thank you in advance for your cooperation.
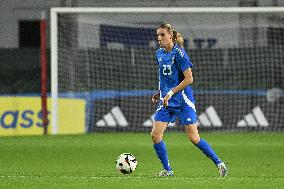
[115,153,137,174]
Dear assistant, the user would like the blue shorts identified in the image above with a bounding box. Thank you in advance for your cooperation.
[154,103,197,126]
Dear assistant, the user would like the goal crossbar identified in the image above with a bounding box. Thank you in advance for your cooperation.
[51,7,284,14]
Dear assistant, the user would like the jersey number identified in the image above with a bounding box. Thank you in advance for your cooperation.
[162,65,172,76]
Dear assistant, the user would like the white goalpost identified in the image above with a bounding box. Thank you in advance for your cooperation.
[50,7,284,133]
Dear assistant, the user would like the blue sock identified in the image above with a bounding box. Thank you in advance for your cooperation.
[153,140,171,171]
[195,139,222,165]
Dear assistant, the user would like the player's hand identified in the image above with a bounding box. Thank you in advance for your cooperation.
[162,95,171,107]
[152,92,160,103]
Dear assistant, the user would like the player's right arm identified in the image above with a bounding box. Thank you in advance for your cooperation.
[152,52,161,104]
[152,92,160,103]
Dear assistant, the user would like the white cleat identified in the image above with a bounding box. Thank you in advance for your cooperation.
[157,170,174,177]
[217,162,228,177]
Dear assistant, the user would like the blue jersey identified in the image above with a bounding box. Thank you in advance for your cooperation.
[156,44,195,107]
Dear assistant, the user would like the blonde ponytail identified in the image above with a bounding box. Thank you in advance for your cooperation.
[172,30,184,47]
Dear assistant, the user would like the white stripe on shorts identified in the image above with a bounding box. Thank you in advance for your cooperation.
[182,90,196,112]
[156,105,163,112]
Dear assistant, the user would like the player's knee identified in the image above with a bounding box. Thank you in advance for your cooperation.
[188,134,200,145]
[151,131,163,144]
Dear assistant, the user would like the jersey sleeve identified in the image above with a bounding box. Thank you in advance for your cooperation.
[176,48,193,72]
[155,57,159,65]
[155,50,159,65]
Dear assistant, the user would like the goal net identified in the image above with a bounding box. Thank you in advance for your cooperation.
[51,7,284,133]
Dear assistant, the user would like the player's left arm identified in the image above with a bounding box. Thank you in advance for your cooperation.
[172,68,193,93]
[162,68,193,106]
[162,49,193,106]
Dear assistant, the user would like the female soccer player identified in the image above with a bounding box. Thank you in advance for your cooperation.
[151,24,228,177]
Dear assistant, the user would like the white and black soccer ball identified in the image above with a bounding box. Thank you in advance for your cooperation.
[115,153,137,174]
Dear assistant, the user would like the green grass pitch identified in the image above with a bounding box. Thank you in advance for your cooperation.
[0,132,283,189]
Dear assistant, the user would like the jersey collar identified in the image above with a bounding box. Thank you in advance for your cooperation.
[163,43,177,53]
